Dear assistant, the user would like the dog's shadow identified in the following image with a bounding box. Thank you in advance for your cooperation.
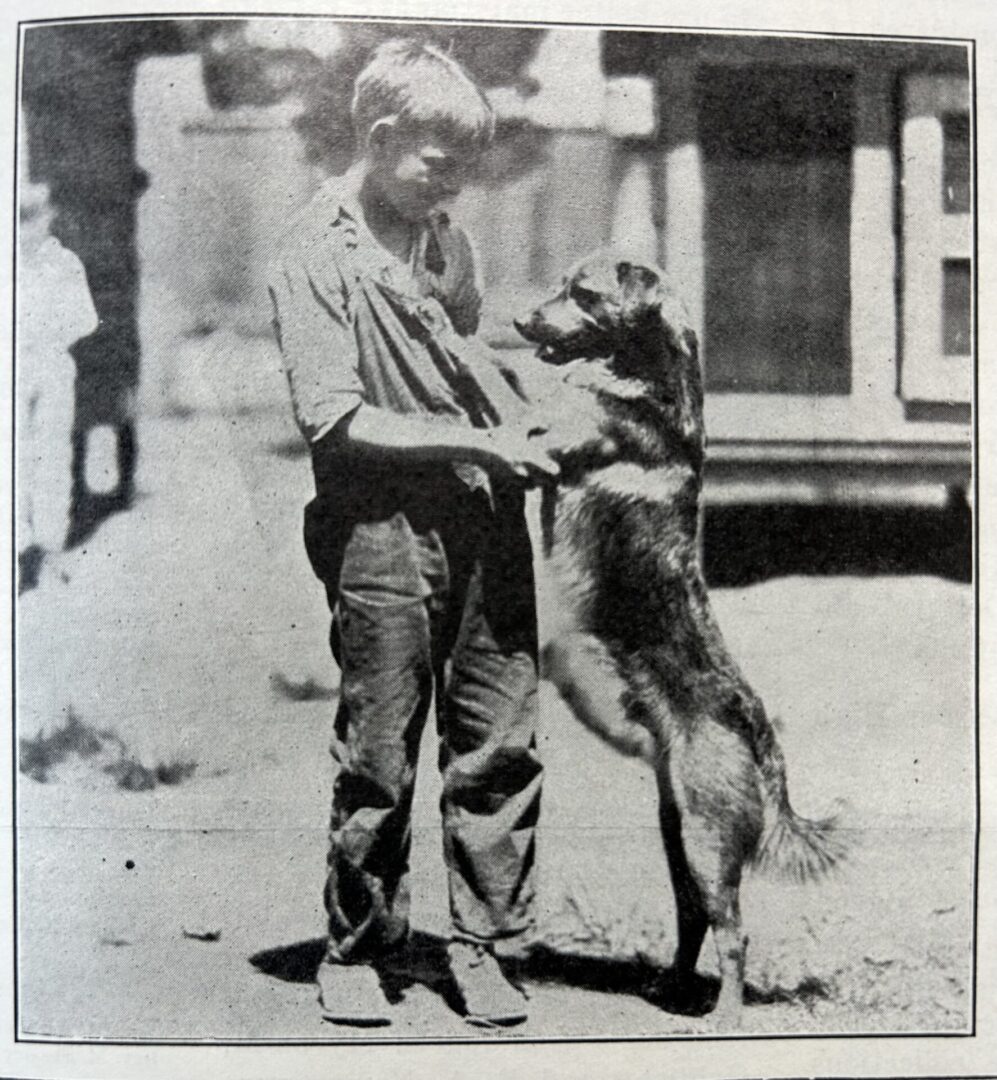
[248,935,830,1019]
[517,945,830,1017]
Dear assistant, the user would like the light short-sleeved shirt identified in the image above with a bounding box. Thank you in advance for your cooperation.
[268,165,493,447]
[17,233,99,551]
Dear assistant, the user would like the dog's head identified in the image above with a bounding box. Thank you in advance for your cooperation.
[514,249,697,368]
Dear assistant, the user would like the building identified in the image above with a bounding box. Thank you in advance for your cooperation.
[465,29,974,506]
[128,23,974,507]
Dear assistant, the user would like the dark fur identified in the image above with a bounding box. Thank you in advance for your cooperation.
[516,251,844,1026]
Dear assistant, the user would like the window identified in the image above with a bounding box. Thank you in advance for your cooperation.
[699,66,854,396]
[942,259,971,356]
[901,75,972,403]
[942,112,970,214]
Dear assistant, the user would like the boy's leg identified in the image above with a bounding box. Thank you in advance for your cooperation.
[308,506,442,1002]
[438,483,542,1020]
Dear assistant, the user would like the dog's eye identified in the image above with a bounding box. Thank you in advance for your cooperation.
[570,284,599,309]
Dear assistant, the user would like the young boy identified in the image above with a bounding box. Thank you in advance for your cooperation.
[268,39,557,1028]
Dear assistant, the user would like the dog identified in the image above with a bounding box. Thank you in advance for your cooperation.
[513,250,844,1027]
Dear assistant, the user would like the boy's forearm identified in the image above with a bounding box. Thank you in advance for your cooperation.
[343,404,490,465]
[339,404,559,484]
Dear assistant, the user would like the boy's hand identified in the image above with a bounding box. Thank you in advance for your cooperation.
[342,405,561,483]
[474,427,560,485]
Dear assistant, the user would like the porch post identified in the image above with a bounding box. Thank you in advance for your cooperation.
[656,57,704,341]
[850,66,899,407]
[656,55,707,561]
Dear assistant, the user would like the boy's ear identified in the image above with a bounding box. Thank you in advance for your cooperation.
[366,115,399,155]
[616,261,661,323]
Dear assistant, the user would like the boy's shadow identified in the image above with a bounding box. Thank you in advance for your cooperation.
[249,931,457,1007]
[248,935,830,1018]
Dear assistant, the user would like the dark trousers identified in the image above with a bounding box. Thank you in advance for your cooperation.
[304,468,542,962]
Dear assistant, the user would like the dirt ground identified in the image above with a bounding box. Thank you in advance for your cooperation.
[15,336,976,1041]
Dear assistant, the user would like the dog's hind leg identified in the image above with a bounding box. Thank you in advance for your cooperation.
[656,767,709,979]
[680,819,748,1028]
[709,885,747,1028]
[668,727,762,1028]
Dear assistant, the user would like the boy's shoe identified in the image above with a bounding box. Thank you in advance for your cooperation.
[447,941,528,1027]
[317,960,392,1026]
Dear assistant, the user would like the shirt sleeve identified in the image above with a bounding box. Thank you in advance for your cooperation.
[268,255,363,444]
[438,221,483,338]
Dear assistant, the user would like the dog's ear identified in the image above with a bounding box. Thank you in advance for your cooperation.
[616,261,661,323]
[657,284,699,362]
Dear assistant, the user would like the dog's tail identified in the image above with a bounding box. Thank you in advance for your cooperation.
[750,712,847,883]
[753,800,845,883]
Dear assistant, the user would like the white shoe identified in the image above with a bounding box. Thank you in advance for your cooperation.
[317,960,392,1027]
[447,942,528,1027]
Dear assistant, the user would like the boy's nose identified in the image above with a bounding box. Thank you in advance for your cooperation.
[432,167,463,195]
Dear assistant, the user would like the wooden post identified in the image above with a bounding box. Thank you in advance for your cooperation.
[656,55,708,563]
[656,57,704,342]
[850,67,899,408]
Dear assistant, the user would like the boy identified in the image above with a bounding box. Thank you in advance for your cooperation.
[268,39,557,1028]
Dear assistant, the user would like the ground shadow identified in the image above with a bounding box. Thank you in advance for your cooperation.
[249,937,327,984]
[703,499,971,587]
[519,945,830,1017]
[249,931,457,1006]
[269,671,336,702]
[268,437,309,460]
[249,936,831,1020]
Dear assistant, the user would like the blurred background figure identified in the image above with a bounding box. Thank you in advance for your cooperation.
[21,21,195,547]
[16,177,98,595]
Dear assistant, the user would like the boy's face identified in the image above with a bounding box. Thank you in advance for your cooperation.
[369,126,477,221]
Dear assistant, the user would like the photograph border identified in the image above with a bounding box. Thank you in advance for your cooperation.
[5,3,987,1064]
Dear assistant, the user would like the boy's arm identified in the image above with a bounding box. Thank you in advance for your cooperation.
[269,261,364,444]
[343,404,559,483]
[270,259,557,483]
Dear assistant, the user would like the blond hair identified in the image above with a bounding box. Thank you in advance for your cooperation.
[351,38,495,153]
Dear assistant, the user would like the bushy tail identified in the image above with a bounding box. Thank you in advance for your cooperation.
[749,707,848,883]
[752,801,847,883]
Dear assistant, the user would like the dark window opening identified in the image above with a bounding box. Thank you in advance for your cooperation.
[700,66,854,395]
[942,258,972,356]
[941,112,971,214]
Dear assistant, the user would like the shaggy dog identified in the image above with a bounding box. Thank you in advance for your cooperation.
[513,250,844,1026]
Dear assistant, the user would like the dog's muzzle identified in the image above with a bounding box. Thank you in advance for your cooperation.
[514,317,573,363]
[513,317,538,342]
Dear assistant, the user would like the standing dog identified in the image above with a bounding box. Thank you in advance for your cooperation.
[514,250,844,1027]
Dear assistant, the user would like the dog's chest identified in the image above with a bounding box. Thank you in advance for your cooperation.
[561,360,649,402]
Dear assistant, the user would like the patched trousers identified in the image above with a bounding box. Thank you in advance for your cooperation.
[304,464,542,962]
